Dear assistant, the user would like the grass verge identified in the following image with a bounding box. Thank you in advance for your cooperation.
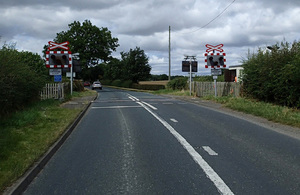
[153,89,300,128]
[0,89,95,193]
[151,89,190,96]
[203,95,300,128]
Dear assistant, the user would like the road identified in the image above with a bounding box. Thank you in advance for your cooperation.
[24,87,300,194]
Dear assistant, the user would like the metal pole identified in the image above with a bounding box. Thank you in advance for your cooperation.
[70,63,73,95]
[190,59,192,96]
[213,76,217,97]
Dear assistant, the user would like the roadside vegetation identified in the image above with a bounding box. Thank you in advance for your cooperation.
[204,96,300,128]
[0,89,96,193]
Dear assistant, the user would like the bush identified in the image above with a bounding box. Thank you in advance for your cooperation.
[131,83,165,90]
[101,80,112,85]
[121,80,133,88]
[73,80,84,92]
[243,40,300,107]
[167,77,188,90]
[111,79,122,87]
[0,47,47,116]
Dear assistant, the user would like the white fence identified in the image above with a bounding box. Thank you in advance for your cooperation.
[40,83,66,100]
[192,82,241,97]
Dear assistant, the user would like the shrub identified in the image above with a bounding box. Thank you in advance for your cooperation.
[0,47,47,116]
[131,83,165,90]
[167,77,188,90]
[73,80,84,92]
[101,80,112,85]
[243,40,300,107]
[111,79,122,87]
[121,80,133,88]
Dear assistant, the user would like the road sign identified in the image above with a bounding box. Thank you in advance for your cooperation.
[66,72,76,77]
[46,51,72,68]
[204,53,226,68]
[205,44,224,53]
[211,68,222,76]
[48,41,70,50]
[54,75,62,82]
[49,69,62,76]
[182,61,198,72]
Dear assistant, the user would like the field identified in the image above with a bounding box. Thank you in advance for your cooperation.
[138,80,169,86]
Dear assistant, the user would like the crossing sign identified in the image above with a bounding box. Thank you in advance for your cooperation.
[205,44,224,53]
[48,41,70,50]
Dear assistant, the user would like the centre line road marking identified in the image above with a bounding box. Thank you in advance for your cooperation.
[202,146,218,156]
[170,118,178,123]
[127,94,139,101]
[141,101,157,110]
[135,101,234,195]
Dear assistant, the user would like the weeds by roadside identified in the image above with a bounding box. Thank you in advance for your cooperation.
[0,89,95,193]
[203,95,300,128]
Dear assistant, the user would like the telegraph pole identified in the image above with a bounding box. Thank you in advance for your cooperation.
[168,26,171,81]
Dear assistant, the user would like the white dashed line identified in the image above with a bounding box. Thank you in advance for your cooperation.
[135,100,234,195]
[170,118,178,123]
[202,146,218,156]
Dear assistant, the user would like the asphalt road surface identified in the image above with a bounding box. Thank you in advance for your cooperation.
[24,87,300,194]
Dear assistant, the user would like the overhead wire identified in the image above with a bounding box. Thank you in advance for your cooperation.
[177,0,236,34]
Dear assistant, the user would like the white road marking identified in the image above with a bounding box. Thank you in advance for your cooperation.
[141,101,158,110]
[170,118,178,123]
[127,94,139,101]
[136,100,234,195]
[202,146,218,156]
[91,106,141,109]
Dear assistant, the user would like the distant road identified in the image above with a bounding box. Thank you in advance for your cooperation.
[24,87,300,194]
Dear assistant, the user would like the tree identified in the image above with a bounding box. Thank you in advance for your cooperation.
[48,20,119,67]
[120,47,151,83]
[104,58,124,80]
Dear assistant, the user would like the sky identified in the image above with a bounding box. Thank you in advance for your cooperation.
[1,0,300,76]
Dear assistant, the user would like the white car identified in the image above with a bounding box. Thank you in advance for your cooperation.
[91,81,102,90]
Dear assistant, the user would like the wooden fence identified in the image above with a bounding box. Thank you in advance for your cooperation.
[40,83,68,100]
[192,82,241,97]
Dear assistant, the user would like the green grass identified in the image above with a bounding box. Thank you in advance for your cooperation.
[0,90,95,193]
[151,89,191,96]
[153,89,300,128]
[203,95,300,128]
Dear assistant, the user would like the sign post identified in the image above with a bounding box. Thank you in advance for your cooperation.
[204,44,226,97]
[182,55,197,96]
[45,41,73,95]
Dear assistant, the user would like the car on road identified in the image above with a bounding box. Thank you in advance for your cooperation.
[92,81,102,90]
[83,81,90,87]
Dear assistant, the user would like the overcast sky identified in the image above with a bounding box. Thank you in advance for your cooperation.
[1,0,300,76]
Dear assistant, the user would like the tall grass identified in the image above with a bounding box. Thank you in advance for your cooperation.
[0,99,81,192]
[203,96,300,128]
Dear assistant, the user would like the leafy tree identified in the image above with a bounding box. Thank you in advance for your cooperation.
[120,47,151,83]
[104,58,124,80]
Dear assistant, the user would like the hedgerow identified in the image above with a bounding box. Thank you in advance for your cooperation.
[242,40,300,107]
[0,45,47,116]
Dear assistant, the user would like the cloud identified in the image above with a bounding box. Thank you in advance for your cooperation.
[1,0,300,76]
